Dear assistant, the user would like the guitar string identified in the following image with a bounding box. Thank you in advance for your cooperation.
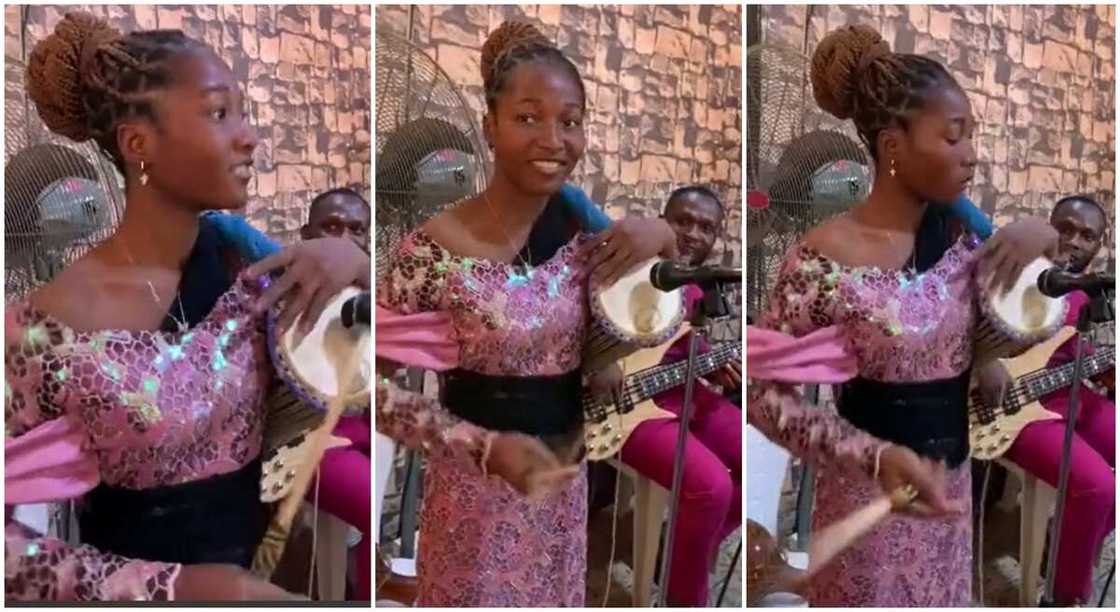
[581,343,741,415]
[974,348,1114,419]
[581,344,739,411]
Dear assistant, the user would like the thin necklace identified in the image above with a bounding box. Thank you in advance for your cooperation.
[851,211,918,273]
[116,240,190,333]
[481,190,535,281]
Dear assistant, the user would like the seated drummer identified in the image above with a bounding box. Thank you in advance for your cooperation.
[984,195,1114,606]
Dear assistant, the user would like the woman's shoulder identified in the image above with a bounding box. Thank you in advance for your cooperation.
[800,214,853,261]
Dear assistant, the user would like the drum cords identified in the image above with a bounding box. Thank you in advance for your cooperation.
[306,464,323,597]
[601,378,627,607]
[974,381,1006,606]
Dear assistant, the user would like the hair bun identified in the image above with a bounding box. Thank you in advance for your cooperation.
[810,24,891,120]
[480,20,551,87]
[26,12,120,142]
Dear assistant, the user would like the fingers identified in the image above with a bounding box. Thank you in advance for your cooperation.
[246,248,294,280]
[980,242,1009,294]
[725,364,742,387]
[299,285,334,336]
[276,275,318,335]
[587,243,622,284]
[256,268,300,315]
[578,228,615,262]
[526,465,580,497]
[593,249,640,288]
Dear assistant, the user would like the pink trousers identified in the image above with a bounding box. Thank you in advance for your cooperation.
[309,414,372,600]
[619,383,742,606]
[1005,387,1115,603]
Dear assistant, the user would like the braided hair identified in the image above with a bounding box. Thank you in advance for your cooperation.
[480,21,585,111]
[810,25,961,161]
[26,12,205,173]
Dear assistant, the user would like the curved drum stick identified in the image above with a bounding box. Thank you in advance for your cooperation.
[252,330,371,577]
[749,485,917,601]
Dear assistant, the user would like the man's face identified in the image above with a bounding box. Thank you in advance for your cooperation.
[664,192,722,266]
[302,193,370,252]
[1051,201,1106,273]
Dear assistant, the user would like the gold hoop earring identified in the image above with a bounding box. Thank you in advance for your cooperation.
[140,160,150,186]
[889,158,897,178]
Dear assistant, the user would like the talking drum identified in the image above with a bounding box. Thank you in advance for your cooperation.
[255,284,371,576]
[583,258,685,372]
[974,257,1067,365]
[260,286,371,502]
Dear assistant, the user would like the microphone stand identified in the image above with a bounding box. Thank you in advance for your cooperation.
[657,282,731,607]
[1040,290,1115,606]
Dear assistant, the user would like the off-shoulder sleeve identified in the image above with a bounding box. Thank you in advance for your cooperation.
[5,305,181,601]
[746,246,891,480]
[6,303,72,439]
[377,233,454,315]
[375,234,492,471]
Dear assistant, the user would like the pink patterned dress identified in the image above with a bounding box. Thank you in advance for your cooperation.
[747,237,979,606]
[376,230,589,607]
[5,275,270,600]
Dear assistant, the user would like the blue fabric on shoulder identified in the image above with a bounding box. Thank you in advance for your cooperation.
[557,183,611,233]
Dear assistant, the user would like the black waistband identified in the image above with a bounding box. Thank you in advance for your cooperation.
[443,368,583,437]
[79,458,267,568]
[837,371,971,468]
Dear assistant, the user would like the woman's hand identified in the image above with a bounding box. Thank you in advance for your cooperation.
[977,216,1059,295]
[485,431,579,497]
[877,445,964,518]
[247,237,370,334]
[578,217,679,287]
[174,563,305,601]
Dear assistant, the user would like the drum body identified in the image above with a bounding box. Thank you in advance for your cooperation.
[584,259,684,371]
[974,257,1067,364]
[260,286,371,501]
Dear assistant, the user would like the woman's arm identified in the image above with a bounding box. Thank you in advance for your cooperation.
[6,521,180,601]
[746,247,891,481]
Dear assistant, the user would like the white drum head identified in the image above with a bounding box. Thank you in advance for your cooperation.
[988,257,1065,334]
[280,286,371,400]
[595,259,682,342]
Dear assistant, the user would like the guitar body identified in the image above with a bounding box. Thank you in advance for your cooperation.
[969,327,1073,460]
[584,326,687,461]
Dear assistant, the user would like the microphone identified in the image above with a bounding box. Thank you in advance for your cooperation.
[1037,267,1115,298]
[649,261,741,292]
[341,292,371,328]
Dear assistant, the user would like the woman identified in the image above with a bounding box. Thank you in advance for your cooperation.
[747,25,1058,606]
[376,21,679,607]
[6,13,367,601]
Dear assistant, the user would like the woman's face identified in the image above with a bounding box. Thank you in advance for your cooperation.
[892,86,977,205]
[486,61,585,198]
[142,48,258,210]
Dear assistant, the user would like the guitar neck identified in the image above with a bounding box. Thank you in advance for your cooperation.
[1019,345,1115,401]
[625,341,741,402]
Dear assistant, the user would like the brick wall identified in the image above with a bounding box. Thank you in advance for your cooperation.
[376,4,743,262]
[5,4,371,245]
[756,4,1116,233]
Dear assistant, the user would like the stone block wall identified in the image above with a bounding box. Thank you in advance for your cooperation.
[6,4,371,245]
[757,4,1116,234]
[376,4,743,262]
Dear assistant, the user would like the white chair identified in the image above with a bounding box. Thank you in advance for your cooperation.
[608,458,669,607]
[746,424,808,607]
[996,458,1057,606]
